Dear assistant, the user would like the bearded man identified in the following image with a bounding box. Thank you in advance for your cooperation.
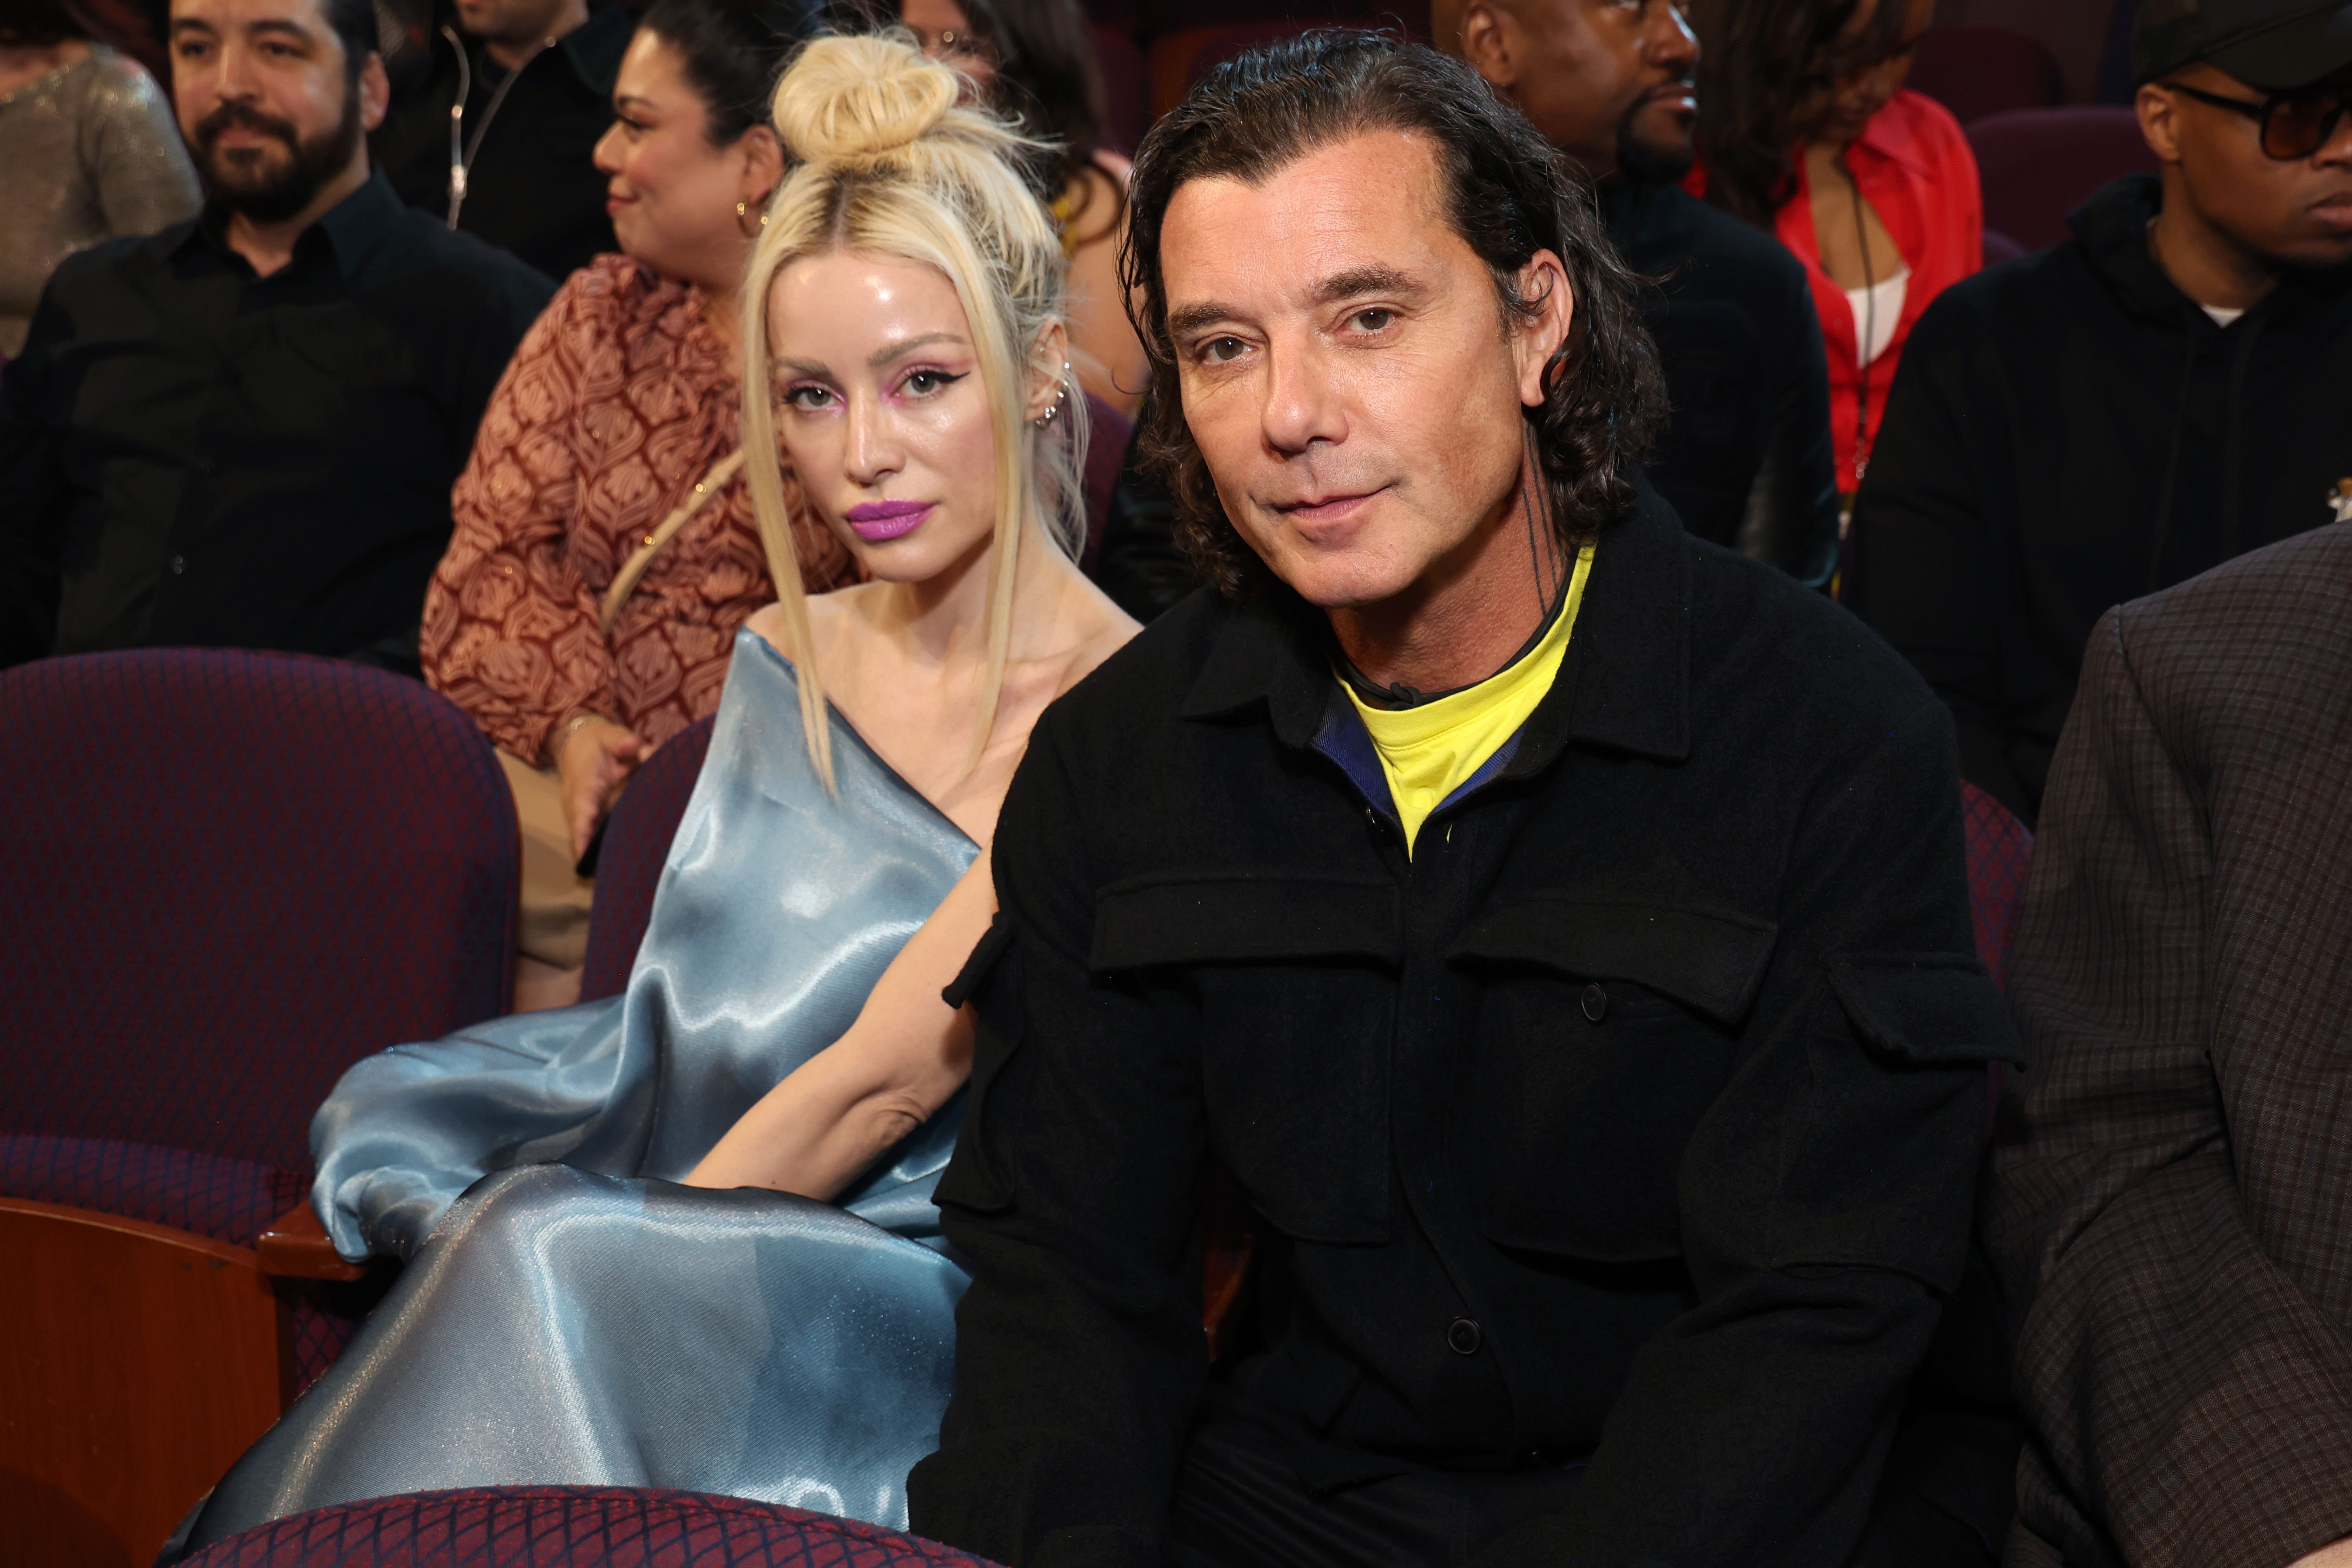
[0,0,550,674]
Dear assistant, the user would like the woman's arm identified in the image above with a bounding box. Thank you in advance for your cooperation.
[684,846,998,1201]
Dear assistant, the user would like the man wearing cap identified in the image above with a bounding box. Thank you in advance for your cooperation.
[1843,0,2352,827]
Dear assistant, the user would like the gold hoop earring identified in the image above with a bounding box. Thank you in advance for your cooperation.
[735,198,768,237]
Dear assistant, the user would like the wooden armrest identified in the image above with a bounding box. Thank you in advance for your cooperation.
[255,1201,366,1281]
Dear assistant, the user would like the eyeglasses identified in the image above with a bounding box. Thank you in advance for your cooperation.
[2164,80,2352,160]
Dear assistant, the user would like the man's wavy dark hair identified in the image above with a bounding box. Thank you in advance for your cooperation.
[1119,28,1667,596]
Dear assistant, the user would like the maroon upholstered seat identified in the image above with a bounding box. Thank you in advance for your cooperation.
[1960,779,2032,994]
[580,715,717,1004]
[0,648,519,1558]
[1968,106,2160,252]
[1091,21,1147,154]
[1906,25,2064,127]
[179,1487,1006,1568]
[0,648,516,1177]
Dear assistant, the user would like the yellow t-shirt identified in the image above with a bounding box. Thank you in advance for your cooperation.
[1343,543,1595,855]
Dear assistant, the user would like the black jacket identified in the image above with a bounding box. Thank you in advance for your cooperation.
[1846,174,2352,826]
[0,173,552,673]
[1603,179,1841,587]
[908,491,2019,1568]
[371,0,630,282]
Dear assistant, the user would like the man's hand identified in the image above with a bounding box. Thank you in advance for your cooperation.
[2291,1541,2352,1567]
[556,716,645,860]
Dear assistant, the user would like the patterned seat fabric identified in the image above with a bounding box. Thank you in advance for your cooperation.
[180,1487,1006,1568]
[0,1133,301,1247]
[580,716,717,1003]
[1960,780,2033,993]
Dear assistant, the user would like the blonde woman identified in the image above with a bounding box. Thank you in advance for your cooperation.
[177,33,1134,1548]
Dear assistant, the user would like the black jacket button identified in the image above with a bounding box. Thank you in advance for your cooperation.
[1581,982,1607,1023]
[1446,1317,1482,1355]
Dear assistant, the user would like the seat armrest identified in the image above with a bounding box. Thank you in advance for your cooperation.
[256,1201,366,1281]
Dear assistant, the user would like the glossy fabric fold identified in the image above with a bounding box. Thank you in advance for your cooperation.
[183,631,977,1548]
[311,629,978,1261]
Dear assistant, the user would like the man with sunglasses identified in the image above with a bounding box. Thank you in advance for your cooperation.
[1843,0,2352,830]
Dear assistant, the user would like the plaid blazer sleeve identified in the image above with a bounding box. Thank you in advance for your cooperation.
[1985,604,2352,1568]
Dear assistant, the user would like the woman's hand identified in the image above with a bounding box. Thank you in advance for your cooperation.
[556,716,646,860]
[2292,1543,2352,1567]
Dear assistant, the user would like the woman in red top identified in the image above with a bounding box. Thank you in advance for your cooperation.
[423,0,855,1007]
[1688,0,1980,501]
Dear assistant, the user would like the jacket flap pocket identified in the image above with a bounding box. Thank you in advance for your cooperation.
[1828,957,2026,1066]
[1091,872,1402,972]
[1447,899,1778,1026]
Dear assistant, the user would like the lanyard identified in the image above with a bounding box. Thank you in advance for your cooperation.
[443,25,553,229]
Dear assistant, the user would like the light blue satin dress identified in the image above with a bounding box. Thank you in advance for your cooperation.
[183,630,978,1548]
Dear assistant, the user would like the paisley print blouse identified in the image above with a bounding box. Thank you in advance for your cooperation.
[422,254,855,762]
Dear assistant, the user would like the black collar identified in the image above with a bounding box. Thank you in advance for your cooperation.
[181,167,405,277]
[1179,479,1693,770]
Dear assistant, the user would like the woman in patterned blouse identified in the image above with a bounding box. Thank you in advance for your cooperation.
[422,0,856,1007]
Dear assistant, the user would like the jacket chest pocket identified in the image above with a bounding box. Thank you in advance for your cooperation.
[1447,899,1777,1261]
[1093,872,1401,1245]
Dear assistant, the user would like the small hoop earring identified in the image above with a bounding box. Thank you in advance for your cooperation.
[735,198,768,237]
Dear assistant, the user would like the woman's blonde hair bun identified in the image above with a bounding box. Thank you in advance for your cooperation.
[772,32,961,164]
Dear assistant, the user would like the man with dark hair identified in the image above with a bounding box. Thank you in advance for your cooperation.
[1845,0,2352,826]
[369,0,630,280]
[1441,0,1841,584]
[0,0,551,674]
[908,31,2016,1568]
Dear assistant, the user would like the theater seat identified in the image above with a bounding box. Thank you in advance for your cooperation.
[177,1487,1004,1568]
[1147,21,1314,116]
[1969,106,2159,251]
[1960,780,2032,995]
[0,648,517,1566]
[580,715,718,1003]
[1083,393,1133,574]
[1906,25,2064,127]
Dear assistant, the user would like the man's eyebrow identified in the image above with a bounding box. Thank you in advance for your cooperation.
[243,17,321,42]
[1165,301,1239,341]
[1311,265,1422,306]
[169,16,218,32]
[869,331,964,367]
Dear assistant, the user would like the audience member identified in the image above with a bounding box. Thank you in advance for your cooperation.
[909,33,2017,1568]
[891,0,1147,411]
[1689,0,1979,504]
[0,0,550,673]
[1445,0,1839,583]
[369,0,633,281]
[1846,0,2352,826]
[1984,519,2352,1568]
[423,0,853,1010]
[178,35,1133,1545]
[0,0,200,356]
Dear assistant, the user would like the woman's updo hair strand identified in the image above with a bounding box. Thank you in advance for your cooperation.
[770,31,959,162]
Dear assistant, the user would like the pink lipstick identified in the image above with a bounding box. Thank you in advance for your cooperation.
[844,500,934,542]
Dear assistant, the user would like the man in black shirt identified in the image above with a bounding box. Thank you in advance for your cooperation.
[1444,0,1839,584]
[1845,0,2352,826]
[909,34,2013,1568]
[371,0,630,281]
[0,0,552,674]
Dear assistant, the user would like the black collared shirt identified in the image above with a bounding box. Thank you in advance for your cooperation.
[909,490,2021,1566]
[0,170,553,672]
[372,0,631,282]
